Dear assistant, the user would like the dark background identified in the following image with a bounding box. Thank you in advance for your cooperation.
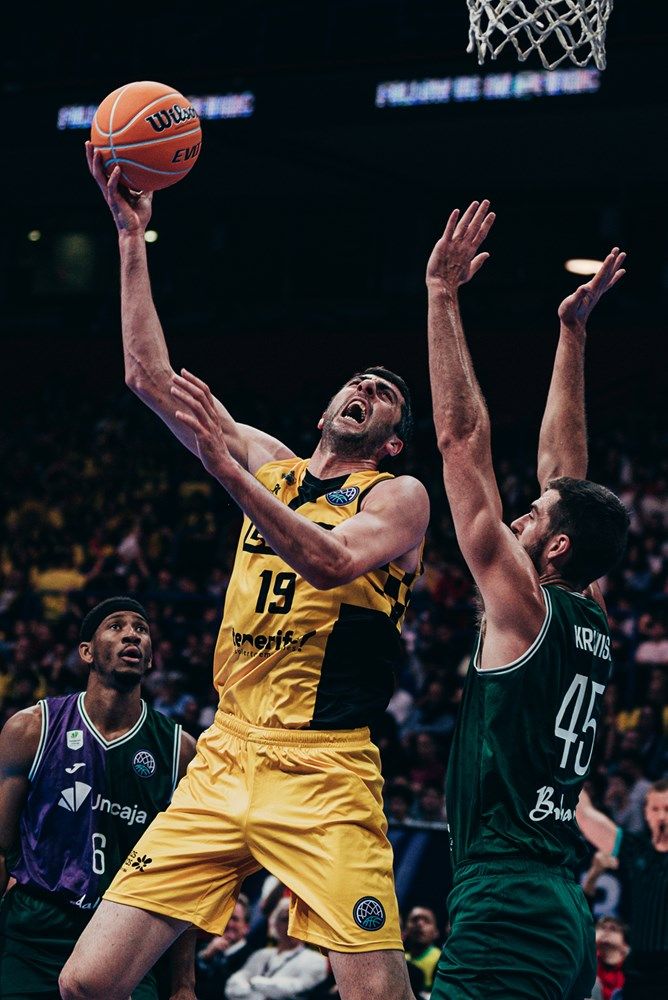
[2,2,666,436]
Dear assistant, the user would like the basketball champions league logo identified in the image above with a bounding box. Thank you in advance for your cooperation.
[133,750,156,777]
[326,486,360,507]
[353,897,386,931]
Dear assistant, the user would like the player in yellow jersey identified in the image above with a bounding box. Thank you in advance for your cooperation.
[60,148,430,1000]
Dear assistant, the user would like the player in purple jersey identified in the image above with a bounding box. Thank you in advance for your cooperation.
[0,597,197,1000]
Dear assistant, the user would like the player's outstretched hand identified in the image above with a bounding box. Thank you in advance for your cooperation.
[171,370,234,481]
[591,850,619,873]
[558,248,626,330]
[426,200,495,291]
[85,140,153,235]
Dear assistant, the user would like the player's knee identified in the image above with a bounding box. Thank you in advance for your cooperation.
[352,973,413,1000]
[334,960,414,1000]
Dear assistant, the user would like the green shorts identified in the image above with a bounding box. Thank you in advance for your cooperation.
[431,859,596,1000]
[0,886,158,1000]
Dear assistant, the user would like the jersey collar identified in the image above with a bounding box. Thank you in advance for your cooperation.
[77,692,147,749]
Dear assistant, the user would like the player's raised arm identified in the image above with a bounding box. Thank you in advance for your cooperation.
[537,250,626,490]
[85,143,294,475]
[426,201,544,642]
[0,707,42,895]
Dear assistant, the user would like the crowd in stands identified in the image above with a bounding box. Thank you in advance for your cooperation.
[1,385,665,997]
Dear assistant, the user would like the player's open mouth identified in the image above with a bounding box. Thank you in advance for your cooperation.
[119,648,142,662]
[341,399,368,424]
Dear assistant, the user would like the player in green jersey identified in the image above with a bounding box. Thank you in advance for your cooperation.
[0,597,197,1000]
[425,202,629,999]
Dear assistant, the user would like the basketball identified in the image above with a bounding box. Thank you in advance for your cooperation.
[90,81,202,192]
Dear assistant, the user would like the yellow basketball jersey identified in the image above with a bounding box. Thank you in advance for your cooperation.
[214,458,423,729]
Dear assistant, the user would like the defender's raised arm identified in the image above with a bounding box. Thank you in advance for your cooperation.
[537,249,626,490]
[426,200,545,649]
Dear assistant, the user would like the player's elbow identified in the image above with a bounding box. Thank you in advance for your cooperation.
[58,969,98,1000]
[124,370,143,396]
[124,370,160,405]
[306,568,345,591]
[436,417,490,456]
[306,549,356,590]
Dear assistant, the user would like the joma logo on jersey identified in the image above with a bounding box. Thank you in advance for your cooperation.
[231,627,316,655]
[573,626,611,660]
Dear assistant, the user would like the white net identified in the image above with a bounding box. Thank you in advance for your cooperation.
[467,1,614,71]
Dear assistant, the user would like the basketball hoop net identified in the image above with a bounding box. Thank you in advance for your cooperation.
[466,0,614,71]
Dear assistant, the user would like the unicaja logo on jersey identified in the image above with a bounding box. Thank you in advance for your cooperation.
[133,750,156,777]
[326,487,360,506]
[353,897,386,931]
[58,781,92,812]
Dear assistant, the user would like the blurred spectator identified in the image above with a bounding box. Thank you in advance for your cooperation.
[411,782,447,826]
[594,916,629,1000]
[603,774,636,831]
[403,906,442,996]
[401,678,458,740]
[152,672,193,719]
[385,781,414,824]
[406,732,446,792]
[225,898,328,999]
[197,895,253,1000]
[615,752,653,833]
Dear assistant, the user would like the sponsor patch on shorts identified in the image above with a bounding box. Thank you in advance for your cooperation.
[353,896,386,930]
[124,849,153,873]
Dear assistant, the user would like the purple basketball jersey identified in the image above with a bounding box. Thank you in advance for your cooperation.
[11,693,180,910]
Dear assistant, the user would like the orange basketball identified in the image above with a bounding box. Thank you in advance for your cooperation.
[91,81,202,192]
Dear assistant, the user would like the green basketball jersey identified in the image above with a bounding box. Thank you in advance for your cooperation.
[446,585,611,871]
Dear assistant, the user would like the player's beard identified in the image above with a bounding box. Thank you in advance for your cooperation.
[91,658,144,692]
[108,669,143,692]
[522,534,547,576]
[320,413,395,461]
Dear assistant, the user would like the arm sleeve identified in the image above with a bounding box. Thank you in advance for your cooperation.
[611,824,624,859]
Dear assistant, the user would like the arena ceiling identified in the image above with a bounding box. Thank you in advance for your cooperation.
[2,3,666,418]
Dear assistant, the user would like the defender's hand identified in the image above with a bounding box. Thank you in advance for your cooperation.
[426,200,495,291]
[591,850,619,872]
[171,370,235,481]
[85,140,153,234]
[558,248,626,330]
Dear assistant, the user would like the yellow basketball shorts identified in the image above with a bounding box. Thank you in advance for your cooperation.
[105,711,402,952]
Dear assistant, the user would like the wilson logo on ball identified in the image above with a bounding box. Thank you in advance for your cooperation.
[145,105,199,133]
